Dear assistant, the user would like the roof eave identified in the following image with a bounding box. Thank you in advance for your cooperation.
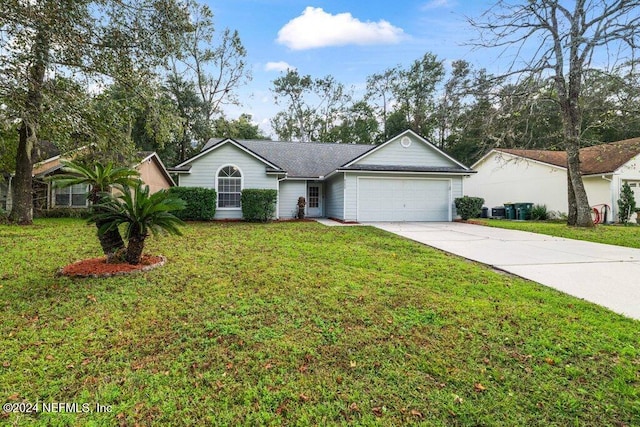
[337,168,475,175]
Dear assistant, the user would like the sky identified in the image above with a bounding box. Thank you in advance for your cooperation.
[203,0,502,136]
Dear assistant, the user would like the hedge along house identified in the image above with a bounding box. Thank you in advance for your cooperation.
[1,149,175,214]
[169,130,474,222]
[466,137,640,222]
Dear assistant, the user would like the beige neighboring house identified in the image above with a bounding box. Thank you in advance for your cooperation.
[466,137,640,222]
[1,150,175,213]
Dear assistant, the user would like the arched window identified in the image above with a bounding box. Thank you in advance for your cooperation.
[217,165,242,208]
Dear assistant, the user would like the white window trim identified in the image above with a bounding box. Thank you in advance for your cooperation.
[216,164,243,210]
[53,184,90,208]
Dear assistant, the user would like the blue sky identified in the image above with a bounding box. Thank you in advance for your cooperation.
[204,0,498,135]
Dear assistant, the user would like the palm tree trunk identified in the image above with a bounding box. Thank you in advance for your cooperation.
[125,234,146,265]
[94,217,125,260]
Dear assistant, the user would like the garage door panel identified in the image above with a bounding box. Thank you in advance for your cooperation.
[357,178,450,222]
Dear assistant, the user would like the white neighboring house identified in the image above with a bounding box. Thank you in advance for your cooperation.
[466,137,640,222]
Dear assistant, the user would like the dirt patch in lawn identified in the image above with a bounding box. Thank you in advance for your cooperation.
[59,255,166,278]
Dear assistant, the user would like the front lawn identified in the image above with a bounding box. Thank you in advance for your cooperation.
[1,219,638,425]
[477,219,640,248]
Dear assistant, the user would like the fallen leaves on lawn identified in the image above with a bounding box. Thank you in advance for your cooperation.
[372,406,385,417]
[410,409,424,419]
[474,383,487,392]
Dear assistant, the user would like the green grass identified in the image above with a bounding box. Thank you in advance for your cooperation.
[1,219,638,426]
[477,219,640,248]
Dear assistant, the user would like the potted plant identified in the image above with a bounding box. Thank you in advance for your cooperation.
[297,196,306,219]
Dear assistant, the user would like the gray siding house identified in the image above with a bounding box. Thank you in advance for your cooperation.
[170,130,474,222]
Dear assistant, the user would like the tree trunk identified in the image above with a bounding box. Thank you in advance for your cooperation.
[9,124,36,224]
[565,142,593,227]
[125,234,147,265]
[561,94,592,227]
[9,27,49,225]
[560,64,593,227]
[88,189,126,259]
[566,172,577,225]
[95,217,126,260]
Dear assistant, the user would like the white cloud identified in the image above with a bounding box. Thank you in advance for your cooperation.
[264,61,296,72]
[421,0,455,10]
[277,7,404,50]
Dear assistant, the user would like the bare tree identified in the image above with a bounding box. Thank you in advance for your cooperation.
[366,67,398,141]
[469,0,640,227]
[169,0,251,123]
[271,70,352,142]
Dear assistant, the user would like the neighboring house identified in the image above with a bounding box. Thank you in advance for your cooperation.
[466,137,640,221]
[2,150,175,213]
[169,130,474,222]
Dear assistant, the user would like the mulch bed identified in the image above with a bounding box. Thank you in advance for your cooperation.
[59,255,166,278]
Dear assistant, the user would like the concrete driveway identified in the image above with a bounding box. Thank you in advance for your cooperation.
[369,222,640,320]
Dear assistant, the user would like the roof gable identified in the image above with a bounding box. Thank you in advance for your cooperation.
[135,152,176,187]
[175,138,283,171]
[344,130,471,170]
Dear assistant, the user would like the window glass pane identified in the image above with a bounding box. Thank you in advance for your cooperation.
[72,193,87,206]
[218,193,241,208]
[309,186,319,208]
[71,184,87,194]
[55,190,70,206]
[217,167,242,208]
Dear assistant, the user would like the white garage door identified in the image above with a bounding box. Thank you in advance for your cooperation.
[357,178,450,222]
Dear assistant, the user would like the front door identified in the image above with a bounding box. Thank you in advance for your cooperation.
[307,183,323,217]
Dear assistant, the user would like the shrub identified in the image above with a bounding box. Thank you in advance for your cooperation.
[617,182,636,224]
[35,208,92,219]
[530,204,549,221]
[241,189,277,222]
[168,187,217,221]
[454,196,484,220]
[94,185,185,264]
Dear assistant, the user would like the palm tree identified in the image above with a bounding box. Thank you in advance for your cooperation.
[50,160,141,258]
[93,184,185,264]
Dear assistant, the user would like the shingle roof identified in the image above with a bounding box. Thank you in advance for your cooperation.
[496,137,640,175]
[201,139,376,178]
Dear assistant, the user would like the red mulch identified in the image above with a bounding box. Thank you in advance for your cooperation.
[60,255,165,278]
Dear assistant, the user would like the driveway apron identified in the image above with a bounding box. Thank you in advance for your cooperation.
[369,222,640,320]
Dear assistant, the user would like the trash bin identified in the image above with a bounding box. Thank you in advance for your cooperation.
[504,203,516,220]
[515,202,533,220]
[481,207,489,218]
[491,206,506,218]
